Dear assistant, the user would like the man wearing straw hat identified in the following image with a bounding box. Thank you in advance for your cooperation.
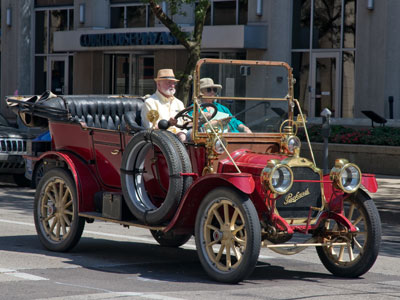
[199,78,251,133]
[141,69,187,142]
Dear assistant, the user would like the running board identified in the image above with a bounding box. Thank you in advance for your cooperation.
[79,212,166,231]
[262,241,348,248]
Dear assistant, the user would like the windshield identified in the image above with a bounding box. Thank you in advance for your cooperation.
[193,59,293,134]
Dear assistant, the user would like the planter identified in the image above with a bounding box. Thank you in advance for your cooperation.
[301,142,400,176]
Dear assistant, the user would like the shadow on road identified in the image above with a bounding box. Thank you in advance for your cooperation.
[0,231,396,286]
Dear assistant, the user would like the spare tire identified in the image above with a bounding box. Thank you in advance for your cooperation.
[120,130,192,225]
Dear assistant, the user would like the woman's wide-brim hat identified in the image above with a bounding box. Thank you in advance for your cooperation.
[199,78,222,90]
[154,69,179,82]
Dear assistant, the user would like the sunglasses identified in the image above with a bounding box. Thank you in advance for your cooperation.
[205,87,218,93]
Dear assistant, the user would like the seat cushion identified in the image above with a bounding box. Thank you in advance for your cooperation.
[63,96,144,131]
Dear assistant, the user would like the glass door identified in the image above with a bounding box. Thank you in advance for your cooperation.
[48,56,68,95]
[310,52,340,117]
[131,55,154,96]
[104,53,154,96]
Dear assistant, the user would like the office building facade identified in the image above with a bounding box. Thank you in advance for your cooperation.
[1,0,399,122]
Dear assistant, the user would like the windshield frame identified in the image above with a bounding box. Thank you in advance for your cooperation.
[191,58,295,143]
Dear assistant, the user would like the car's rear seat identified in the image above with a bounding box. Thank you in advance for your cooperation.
[64,95,144,131]
[34,95,145,132]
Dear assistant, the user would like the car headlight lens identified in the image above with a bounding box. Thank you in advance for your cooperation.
[287,136,301,153]
[213,137,227,154]
[261,160,293,195]
[330,159,361,193]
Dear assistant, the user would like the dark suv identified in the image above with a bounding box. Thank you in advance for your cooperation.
[0,114,33,186]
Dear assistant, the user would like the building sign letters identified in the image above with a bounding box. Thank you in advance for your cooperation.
[80,32,179,47]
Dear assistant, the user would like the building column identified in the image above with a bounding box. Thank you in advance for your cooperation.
[1,0,33,119]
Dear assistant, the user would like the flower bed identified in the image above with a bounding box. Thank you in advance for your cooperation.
[298,125,400,146]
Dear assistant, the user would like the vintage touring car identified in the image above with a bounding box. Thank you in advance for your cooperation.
[7,59,381,283]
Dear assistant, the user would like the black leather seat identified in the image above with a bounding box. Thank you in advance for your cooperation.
[8,92,145,132]
[65,96,144,131]
[39,95,145,132]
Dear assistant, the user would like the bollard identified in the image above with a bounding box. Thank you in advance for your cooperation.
[389,96,394,119]
[320,108,332,175]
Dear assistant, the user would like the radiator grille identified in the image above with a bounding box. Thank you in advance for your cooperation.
[275,167,322,219]
[0,138,27,153]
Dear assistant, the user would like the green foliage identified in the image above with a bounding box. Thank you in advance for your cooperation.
[298,125,400,146]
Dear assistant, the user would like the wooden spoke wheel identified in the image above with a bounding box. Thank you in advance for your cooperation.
[34,168,85,252]
[195,187,261,283]
[316,190,381,277]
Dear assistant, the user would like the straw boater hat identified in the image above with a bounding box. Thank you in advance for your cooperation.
[199,78,222,90]
[154,69,179,82]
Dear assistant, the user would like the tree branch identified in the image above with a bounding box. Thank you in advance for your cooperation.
[193,0,210,47]
[147,0,191,50]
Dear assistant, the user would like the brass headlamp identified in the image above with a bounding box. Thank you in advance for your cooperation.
[330,159,362,193]
[261,159,293,195]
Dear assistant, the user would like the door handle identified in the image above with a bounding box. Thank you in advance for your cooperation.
[111,149,120,155]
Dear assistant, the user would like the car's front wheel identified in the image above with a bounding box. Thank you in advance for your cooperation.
[316,190,381,277]
[195,187,261,283]
[34,168,85,252]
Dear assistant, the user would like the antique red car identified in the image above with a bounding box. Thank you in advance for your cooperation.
[8,59,381,283]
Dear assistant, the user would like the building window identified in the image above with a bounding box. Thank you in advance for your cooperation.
[204,0,247,26]
[34,6,74,95]
[291,0,357,118]
[110,3,154,28]
[313,0,342,49]
[35,8,73,54]
[103,54,154,96]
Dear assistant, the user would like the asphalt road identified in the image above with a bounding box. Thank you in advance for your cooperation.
[0,176,399,300]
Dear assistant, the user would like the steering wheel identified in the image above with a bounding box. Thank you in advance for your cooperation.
[174,103,218,130]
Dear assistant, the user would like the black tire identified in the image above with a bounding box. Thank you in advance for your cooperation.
[150,230,192,247]
[121,130,191,225]
[13,174,31,187]
[32,161,45,188]
[195,187,261,283]
[316,190,381,277]
[34,168,85,252]
[161,130,193,194]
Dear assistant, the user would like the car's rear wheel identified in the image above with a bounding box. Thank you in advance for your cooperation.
[32,161,45,188]
[150,230,192,247]
[195,187,261,283]
[34,168,85,252]
[316,190,381,277]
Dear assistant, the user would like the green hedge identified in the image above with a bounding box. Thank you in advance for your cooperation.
[298,125,400,146]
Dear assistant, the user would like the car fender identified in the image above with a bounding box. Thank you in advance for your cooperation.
[165,173,255,233]
[361,173,378,193]
[34,151,101,212]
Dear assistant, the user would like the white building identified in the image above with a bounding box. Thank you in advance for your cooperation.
[1,0,399,123]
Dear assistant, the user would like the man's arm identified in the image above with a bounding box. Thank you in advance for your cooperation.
[140,100,155,129]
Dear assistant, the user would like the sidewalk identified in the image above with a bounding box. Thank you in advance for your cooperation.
[374,175,400,224]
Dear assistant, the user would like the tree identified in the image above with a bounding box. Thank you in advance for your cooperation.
[147,0,210,105]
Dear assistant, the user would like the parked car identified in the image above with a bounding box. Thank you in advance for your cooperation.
[0,114,34,186]
[7,59,381,283]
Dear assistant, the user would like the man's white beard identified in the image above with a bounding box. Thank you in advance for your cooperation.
[163,88,176,97]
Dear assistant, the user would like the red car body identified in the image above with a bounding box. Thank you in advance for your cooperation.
[9,59,381,283]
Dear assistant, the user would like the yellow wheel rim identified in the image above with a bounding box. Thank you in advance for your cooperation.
[203,199,247,272]
[40,178,75,242]
[322,198,368,266]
